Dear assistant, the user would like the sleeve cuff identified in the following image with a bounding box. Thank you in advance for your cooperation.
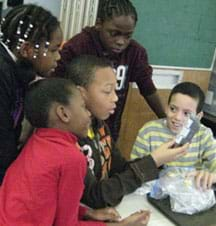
[78,205,88,219]
[130,155,159,182]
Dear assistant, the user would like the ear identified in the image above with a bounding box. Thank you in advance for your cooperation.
[19,42,34,58]
[197,111,203,120]
[77,86,88,101]
[56,105,70,123]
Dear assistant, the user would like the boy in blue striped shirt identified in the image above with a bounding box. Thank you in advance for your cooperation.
[131,82,216,189]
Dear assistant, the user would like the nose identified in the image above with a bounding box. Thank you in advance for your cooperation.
[87,109,91,118]
[53,52,61,69]
[174,111,183,121]
[55,51,61,62]
[112,90,118,103]
[115,36,126,47]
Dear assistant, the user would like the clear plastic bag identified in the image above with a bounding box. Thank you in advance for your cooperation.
[150,167,216,215]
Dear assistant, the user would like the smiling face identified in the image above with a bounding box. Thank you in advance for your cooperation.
[166,93,199,134]
[82,67,118,120]
[97,15,135,55]
[32,26,63,77]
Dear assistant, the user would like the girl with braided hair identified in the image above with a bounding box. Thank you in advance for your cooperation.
[55,0,165,142]
[0,4,63,183]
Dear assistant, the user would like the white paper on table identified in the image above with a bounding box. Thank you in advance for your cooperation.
[115,193,175,226]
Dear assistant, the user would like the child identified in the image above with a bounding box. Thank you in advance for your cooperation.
[0,4,63,183]
[0,78,151,226]
[65,55,188,208]
[131,82,216,190]
[54,0,165,141]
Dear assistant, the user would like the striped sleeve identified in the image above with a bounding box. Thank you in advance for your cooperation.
[131,120,171,159]
[131,128,151,159]
[200,126,216,172]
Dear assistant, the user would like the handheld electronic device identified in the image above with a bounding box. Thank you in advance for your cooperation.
[174,114,200,147]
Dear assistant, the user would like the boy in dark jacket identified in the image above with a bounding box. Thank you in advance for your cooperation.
[65,55,188,208]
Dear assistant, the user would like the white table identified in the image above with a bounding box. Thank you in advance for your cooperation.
[115,192,175,226]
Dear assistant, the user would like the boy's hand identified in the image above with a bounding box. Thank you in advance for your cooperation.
[151,140,188,167]
[85,207,121,222]
[116,210,150,226]
[187,170,216,190]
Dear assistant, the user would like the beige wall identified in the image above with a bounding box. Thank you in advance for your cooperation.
[117,69,211,160]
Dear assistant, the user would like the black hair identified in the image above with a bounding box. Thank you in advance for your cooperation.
[97,0,137,23]
[1,4,60,50]
[25,78,76,128]
[7,0,24,7]
[65,55,112,87]
[168,82,205,113]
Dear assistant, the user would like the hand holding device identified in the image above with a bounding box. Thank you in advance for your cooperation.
[174,113,200,147]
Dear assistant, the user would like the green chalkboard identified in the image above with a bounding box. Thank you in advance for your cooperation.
[133,0,216,68]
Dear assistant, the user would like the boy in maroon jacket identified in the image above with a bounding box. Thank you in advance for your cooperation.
[55,0,165,141]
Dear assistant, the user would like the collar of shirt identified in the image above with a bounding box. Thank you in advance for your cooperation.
[87,127,95,139]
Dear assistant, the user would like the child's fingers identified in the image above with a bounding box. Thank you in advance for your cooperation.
[133,210,151,225]
[105,207,121,220]
[176,142,189,152]
[194,171,211,189]
[106,207,121,216]
[141,213,150,225]
[130,210,150,219]
[162,139,175,148]
[186,171,215,190]
[172,143,189,159]
[207,174,214,189]
[195,170,204,189]
[99,207,121,221]
[197,171,214,190]
[202,171,210,190]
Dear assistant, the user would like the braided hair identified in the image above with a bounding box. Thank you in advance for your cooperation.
[97,0,137,23]
[1,4,59,50]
